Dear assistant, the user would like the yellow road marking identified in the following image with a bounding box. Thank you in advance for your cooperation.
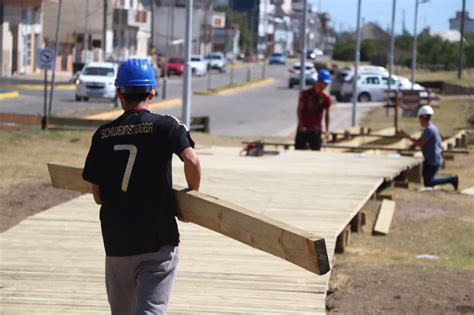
[84,97,181,120]
[0,91,20,100]
[194,77,274,96]
[0,84,75,91]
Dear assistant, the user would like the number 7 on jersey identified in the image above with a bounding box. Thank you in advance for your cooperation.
[114,144,137,192]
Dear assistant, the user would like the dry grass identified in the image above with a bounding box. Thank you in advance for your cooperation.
[360,96,474,137]
[394,67,474,87]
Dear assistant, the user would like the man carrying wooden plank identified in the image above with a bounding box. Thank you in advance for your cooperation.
[82,59,201,315]
[409,105,459,190]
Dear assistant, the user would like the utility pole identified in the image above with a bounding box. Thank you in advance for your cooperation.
[84,0,89,52]
[182,0,193,129]
[207,0,213,91]
[351,0,362,127]
[262,0,268,79]
[103,0,107,61]
[457,0,466,79]
[411,0,429,89]
[411,0,419,89]
[229,0,234,85]
[299,0,308,91]
[47,0,62,116]
[162,1,172,99]
[387,0,396,118]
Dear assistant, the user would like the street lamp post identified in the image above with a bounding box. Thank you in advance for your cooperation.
[411,0,429,89]
[351,0,362,127]
[182,0,193,129]
[299,0,308,91]
[387,0,396,118]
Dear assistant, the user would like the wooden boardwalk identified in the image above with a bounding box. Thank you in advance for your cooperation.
[0,147,420,314]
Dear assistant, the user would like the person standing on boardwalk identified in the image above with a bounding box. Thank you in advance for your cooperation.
[410,105,458,190]
[82,58,201,314]
[295,69,332,150]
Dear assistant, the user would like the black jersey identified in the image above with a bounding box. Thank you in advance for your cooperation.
[82,109,194,256]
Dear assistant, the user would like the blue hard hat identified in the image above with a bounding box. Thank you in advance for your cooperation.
[317,69,331,84]
[115,58,157,92]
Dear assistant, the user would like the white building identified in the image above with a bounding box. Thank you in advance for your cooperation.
[42,0,152,72]
[0,0,42,77]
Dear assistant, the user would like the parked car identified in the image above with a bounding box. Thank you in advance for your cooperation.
[190,55,208,76]
[75,62,118,101]
[164,56,185,76]
[397,75,426,90]
[268,52,286,65]
[330,65,388,101]
[306,48,324,61]
[288,62,318,89]
[205,52,226,73]
[340,73,401,102]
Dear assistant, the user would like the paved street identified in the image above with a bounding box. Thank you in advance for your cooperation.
[0,63,380,137]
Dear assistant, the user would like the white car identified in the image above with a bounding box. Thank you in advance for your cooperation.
[330,65,389,101]
[397,75,426,90]
[288,62,318,89]
[341,73,400,102]
[190,55,208,76]
[75,62,118,101]
[205,52,226,73]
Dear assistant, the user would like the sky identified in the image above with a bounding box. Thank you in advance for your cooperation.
[312,0,473,34]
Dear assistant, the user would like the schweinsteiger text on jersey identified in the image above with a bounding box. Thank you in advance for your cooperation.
[101,122,153,139]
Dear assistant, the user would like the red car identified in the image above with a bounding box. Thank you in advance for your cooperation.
[163,56,184,76]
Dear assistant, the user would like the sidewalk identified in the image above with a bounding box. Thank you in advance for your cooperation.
[0,71,72,85]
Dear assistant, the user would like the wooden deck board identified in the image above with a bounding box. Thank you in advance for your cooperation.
[0,147,420,314]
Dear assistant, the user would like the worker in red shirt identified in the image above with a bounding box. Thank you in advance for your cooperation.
[295,69,332,150]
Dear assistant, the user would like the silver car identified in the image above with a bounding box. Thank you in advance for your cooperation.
[341,73,399,102]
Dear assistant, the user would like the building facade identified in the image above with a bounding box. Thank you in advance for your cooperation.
[449,11,474,33]
[0,0,42,77]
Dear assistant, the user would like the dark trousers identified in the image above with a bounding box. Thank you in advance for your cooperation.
[422,162,455,187]
[295,130,322,151]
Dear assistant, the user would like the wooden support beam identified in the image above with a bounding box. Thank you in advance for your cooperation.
[376,194,393,201]
[350,212,362,232]
[47,162,330,275]
[373,200,396,235]
[407,164,422,184]
[335,226,351,253]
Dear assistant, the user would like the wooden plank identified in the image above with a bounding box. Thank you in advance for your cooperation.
[46,162,330,275]
[373,199,396,235]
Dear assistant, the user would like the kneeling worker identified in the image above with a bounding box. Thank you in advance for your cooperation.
[410,105,458,190]
[82,59,201,314]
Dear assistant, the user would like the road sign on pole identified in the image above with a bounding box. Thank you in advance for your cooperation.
[37,48,55,70]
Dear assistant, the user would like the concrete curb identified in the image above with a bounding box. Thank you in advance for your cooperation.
[0,83,75,91]
[84,97,181,120]
[194,77,274,96]
[0,91,20,100]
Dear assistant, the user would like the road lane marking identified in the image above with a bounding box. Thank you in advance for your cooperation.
[84,98,181,120]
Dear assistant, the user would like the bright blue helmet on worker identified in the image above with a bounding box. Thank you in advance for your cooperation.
[317,69,331,84]
[115,58,157,93]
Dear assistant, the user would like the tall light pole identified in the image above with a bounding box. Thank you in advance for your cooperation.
[299,0,308,91]
[387,0,396,117]
[351,0,362,127]
[457,0,466,79]
[411,0,429,89]
[47,0,63,116]
[182,0,193,129]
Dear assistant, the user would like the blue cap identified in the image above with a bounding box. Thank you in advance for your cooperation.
[318,69,331,84]
[115,59,157,92]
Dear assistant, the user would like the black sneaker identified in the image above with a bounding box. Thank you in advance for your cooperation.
[453,175,459,191]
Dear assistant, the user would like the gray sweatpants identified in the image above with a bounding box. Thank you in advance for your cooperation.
[105,246,179,315]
